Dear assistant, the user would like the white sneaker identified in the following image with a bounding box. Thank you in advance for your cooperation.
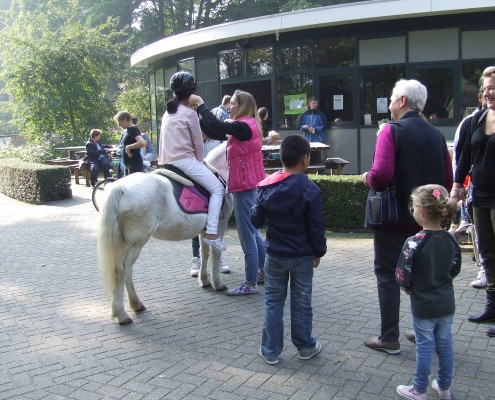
[471,270,487,288]
[431,379,451,400]
[203,237,227,252]
[219,257,230,274]
[191,257,200,277]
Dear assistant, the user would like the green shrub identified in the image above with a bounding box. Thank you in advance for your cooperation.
[0,142,53,164]
[228,175,369,232]
[0,158,72,204]
[311,175,369,231]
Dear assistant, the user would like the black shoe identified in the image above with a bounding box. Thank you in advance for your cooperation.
[487,327,495,337]
[468,311,495,323]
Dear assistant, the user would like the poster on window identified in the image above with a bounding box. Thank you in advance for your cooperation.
[333,95,343,110]
[284,94,307,115]
[377,97,388,114]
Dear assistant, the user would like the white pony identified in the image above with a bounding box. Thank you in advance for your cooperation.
[98,142,233,325]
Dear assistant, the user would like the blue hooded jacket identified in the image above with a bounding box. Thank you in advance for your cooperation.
[250,172,327,258]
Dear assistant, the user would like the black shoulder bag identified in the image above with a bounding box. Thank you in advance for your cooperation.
[365,127,399,227]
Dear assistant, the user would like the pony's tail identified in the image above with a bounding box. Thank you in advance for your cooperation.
[97,185,126,297]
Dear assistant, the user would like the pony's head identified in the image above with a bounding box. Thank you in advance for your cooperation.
[205,142,228,183]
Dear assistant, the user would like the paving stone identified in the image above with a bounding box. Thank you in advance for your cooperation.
[0,181,494,400]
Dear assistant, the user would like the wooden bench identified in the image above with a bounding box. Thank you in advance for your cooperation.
[47,158,90,186]
[264,164,326,174]
[325,157,350,175]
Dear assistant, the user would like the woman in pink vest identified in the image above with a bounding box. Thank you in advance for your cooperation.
[190,91,266,295]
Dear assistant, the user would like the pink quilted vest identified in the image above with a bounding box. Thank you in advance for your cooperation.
[227,117,266,193]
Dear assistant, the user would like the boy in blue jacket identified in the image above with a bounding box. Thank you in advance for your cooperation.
[251,134,327,365]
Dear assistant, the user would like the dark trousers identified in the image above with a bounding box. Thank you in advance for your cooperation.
[373,229,417,342]
[192,236,200,258]
[90,157,111,186]
[473,207,495,287]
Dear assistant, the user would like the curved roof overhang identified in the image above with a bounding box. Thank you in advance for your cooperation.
[131,0,495,68]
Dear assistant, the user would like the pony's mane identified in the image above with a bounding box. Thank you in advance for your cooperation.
[205,142,228,182]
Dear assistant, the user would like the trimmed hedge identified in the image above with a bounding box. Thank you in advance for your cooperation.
[0,158,72,204]
[228,174,369,231]
[311,175,368,231]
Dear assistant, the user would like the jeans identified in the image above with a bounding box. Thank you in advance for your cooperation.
[261,254,316,358]
[473,207,495,286]
[90,156,111,186]
[233,189,266,285]
[373,229,417,341]
[413,313,454,394]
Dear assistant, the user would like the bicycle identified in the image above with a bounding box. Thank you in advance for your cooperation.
[92,150,122,212]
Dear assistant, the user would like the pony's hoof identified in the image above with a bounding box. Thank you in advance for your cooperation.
[119,317,134,325]
[134,304,147,313]
[215,284,228,291]
[201,281,212,288]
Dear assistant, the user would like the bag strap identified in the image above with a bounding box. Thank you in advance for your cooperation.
[388,124,399,195]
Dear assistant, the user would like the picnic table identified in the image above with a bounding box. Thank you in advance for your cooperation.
[54,146,86,160]
[262,142,330,174]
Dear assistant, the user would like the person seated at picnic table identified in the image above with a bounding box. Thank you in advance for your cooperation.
[141,132,157,172]
[85,128,112,188]
[263,130,281,145]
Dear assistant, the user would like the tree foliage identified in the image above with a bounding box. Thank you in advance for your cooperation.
[0,0,360,142]
[0,0,122,144]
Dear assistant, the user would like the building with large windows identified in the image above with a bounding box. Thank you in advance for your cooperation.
[131,0,495,174]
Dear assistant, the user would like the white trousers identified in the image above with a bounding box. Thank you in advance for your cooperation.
[169,157,225,235]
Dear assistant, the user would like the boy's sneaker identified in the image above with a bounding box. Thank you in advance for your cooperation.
[396,385,426,400]
[298,341,322,360]
[471,270,487,288]
[191,257,200,277]
[202,237,227,252]
[219,257,230,274]
[259,349,279,365]
[405,330,416,343]
[257,270,265,285]
[226,282,258,296]
[432,379,451,400]
[364,336,400,354]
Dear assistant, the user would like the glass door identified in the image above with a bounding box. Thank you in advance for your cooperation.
[317,71,356,124]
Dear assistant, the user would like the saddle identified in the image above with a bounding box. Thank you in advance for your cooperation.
[152,162,224,214]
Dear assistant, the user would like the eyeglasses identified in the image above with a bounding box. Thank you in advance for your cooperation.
[408,203,415,215]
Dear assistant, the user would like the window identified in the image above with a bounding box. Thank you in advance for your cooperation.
[219,50,244,79]
[275,73,312,128]
[315,38,357,69]
[196,58,217,82]
[319,73,355,123]
[461,60,495,117]
[275,45,311,73]
[247,47,273,76]
[196,57,219,107]
[177,58,195,76]
[149,73,157,136]
[360,65,405,125]
[411,66,455,120]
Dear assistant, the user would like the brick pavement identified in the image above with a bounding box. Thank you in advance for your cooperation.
[0,179,494,400]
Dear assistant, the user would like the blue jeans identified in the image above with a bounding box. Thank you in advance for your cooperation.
[413,313,454,394]
[261,254,316,358]
[233,189,266,285]
[90,156,111,186]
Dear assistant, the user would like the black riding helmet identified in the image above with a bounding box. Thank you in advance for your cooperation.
[170,71,196,93]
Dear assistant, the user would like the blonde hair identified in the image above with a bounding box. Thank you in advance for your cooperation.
[268,130,280,142]
[410,184,457,227]
[231,91,263,140]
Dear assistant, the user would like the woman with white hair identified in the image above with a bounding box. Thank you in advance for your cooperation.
[361,79,453,357]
